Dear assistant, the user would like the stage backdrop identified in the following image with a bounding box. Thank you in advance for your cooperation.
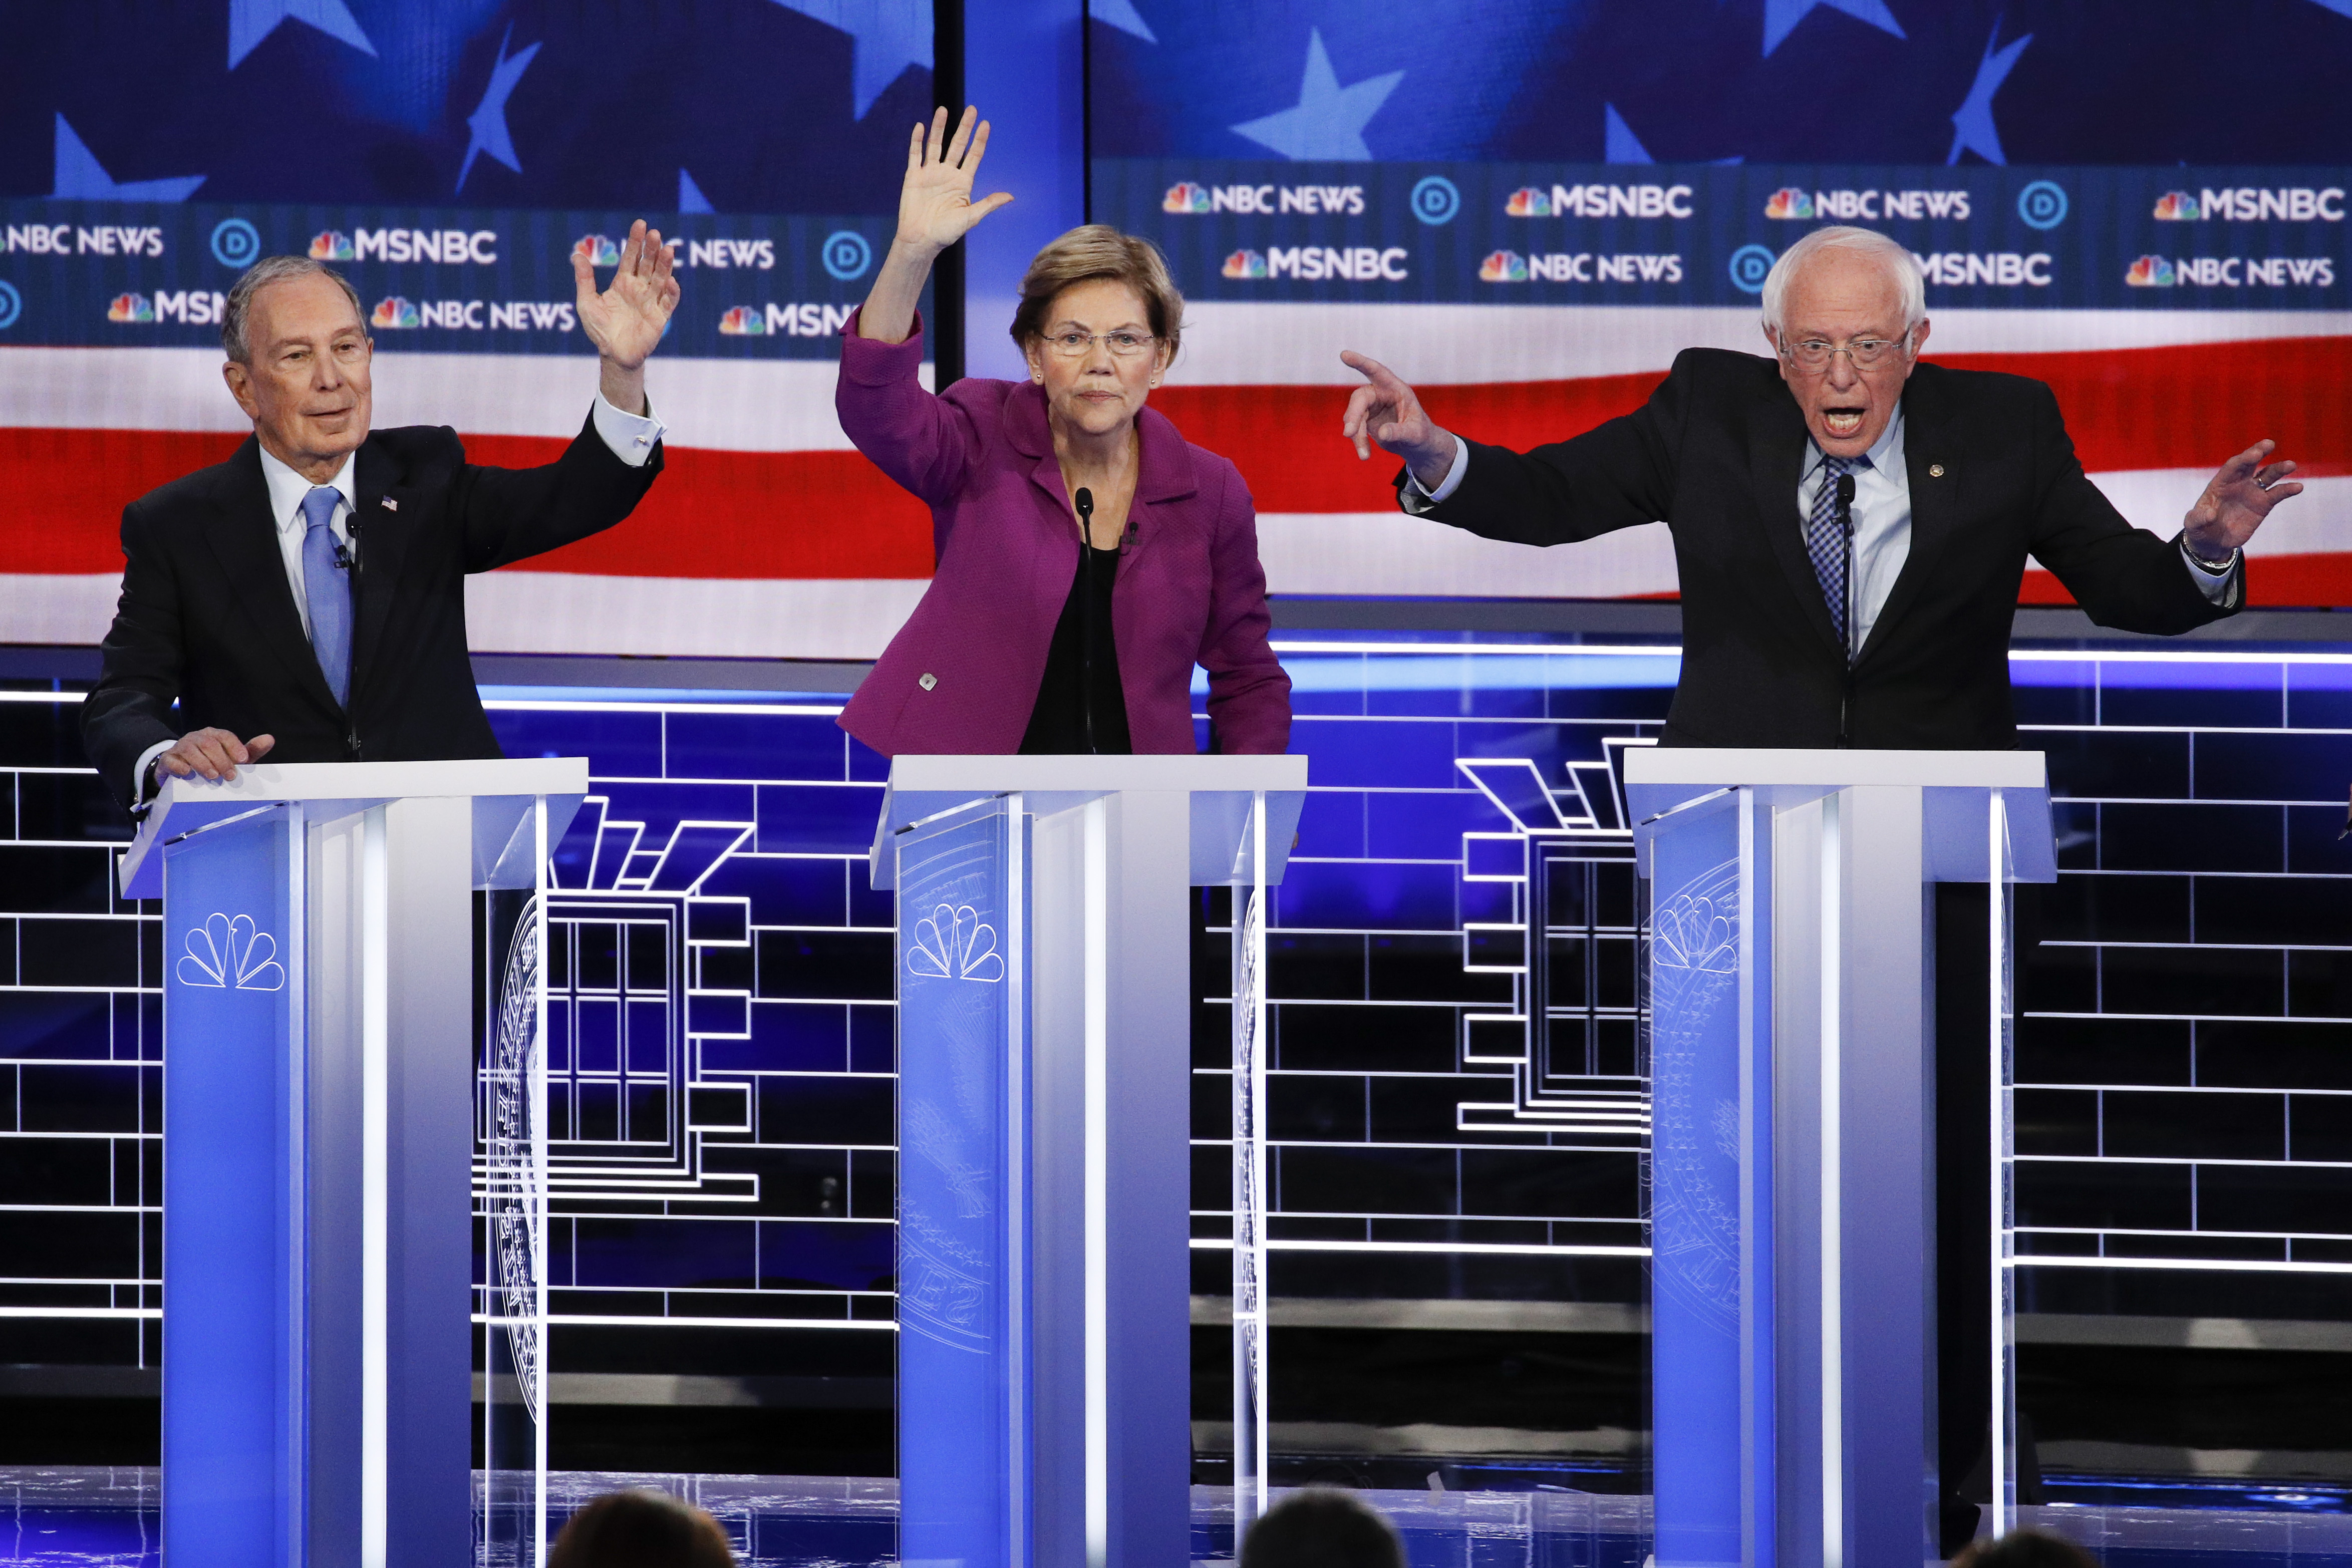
[0,1,939,660]
[1091,0,2352,607]
[9,1,2352,661]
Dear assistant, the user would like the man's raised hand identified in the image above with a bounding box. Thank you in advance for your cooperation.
[2187,439,2302,558]
[1340,350,1457,489]
[899,106,1012,254]
[574,219,680,375]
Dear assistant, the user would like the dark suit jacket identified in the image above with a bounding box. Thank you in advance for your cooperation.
[81,415,662,805]
[1414,350,2240,749]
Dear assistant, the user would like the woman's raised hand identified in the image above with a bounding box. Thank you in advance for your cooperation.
[898,106,1013,254]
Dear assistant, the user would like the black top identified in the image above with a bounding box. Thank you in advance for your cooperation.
[80,416,664,806]
[1020,541,1132,754]
[1411,351,2238,749]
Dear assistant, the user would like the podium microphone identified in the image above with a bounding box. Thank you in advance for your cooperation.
[1074,487,1097,755]
[1835,472,1858,660]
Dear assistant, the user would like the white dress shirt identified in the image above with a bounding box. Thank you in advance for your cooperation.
[135,394,666,801]
[1406,409,2235,653]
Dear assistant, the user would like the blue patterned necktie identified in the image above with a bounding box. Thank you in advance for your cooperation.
[300,485,352,708]
[1805,453,1872,656]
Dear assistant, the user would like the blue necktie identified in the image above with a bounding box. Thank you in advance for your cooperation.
[300,485,352,708]
[1805,453,1872,655]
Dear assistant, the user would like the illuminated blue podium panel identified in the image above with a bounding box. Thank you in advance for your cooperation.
[873,755,1307,1568]
[121,760,586,1568]
[1624,750,2056,1568]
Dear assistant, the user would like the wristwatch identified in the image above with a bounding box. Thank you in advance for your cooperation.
[2182,537,2239,574]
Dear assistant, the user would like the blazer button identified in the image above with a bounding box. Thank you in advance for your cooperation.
[919,673,938,691]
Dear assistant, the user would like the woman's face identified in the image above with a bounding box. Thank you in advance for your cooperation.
[1025,277,1172,441]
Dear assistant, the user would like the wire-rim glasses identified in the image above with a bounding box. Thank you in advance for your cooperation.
[1042,330,1158,360]
[1780,333,1913,372]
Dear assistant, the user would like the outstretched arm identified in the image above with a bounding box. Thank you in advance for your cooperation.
[1339,350,1459,491]
[861,106,1013,346]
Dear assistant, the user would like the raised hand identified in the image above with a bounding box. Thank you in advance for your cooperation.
[899,106,1013,254]
[1340,350,1457,487]
[574,218,680,373]
[2186,439,2301,558]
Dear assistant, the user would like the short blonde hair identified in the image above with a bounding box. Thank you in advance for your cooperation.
[1009,225,1184,355]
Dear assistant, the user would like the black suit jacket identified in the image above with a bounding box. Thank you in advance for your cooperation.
[1415,350,2240,748]
[81,416,663,805]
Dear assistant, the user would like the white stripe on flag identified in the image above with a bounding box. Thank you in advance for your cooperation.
[465,573,926,660]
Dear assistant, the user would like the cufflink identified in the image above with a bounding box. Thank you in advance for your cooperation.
[919,673,938,691]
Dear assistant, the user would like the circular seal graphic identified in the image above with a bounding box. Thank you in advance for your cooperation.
[1410,175,1460,226]
[2016,180,2070,231]
[821,230,874,281]
[1727,243,1776,294]
[0,280,20,332]
[210,218,262,268]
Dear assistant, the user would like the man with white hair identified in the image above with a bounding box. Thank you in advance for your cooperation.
[1338,224,2298,749]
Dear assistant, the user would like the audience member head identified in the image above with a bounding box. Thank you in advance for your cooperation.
[1949,1526,2099,1567]
[1239,1486,1407,1568]
[549,1489,736,1568]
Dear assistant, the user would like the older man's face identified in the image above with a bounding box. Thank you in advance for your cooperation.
[1765,247,1927,459]
[222,271,373,475]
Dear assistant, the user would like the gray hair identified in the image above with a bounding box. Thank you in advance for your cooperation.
[1760,225,1927,338]
[221,255,366,364]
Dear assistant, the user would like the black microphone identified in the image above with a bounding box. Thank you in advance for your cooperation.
[1074,487,1097,755]
[1835,471,1857,652]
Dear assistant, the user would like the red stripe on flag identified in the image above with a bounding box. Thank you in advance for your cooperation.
[0,428,934,579]
[2028,553,2352,608]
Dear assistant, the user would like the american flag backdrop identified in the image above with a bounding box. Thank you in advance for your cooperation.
[4,0,2352,662]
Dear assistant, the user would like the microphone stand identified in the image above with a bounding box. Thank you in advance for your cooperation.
[1836,471,1857,746]
[1074,487,1097,755]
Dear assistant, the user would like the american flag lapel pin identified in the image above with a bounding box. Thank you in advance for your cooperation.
[381,496,397,512]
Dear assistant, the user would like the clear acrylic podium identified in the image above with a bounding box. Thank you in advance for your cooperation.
[872,754,1308,1568]
[120,758,587,1568]
[1622,748,2056,1568]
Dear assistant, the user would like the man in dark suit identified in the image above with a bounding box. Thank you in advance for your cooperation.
[1338,224,2302,1552]
[1339,226,2297,748]
[81,220,681,809]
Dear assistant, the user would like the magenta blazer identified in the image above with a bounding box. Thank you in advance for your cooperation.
[834,312,1292,757]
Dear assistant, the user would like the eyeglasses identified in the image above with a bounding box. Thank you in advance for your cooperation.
[1780,334,1912,372]
[1042,330,1158,360]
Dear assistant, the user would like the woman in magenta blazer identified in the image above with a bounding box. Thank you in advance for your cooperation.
[835,107,1291,757]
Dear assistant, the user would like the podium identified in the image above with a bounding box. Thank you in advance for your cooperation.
[120,758,587,1568]
[872,754,1308,1568]
[1622,749,2055,1568]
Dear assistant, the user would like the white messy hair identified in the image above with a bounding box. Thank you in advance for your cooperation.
[1760,226,1927,337]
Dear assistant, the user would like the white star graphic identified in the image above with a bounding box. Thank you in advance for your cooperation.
[768,1,932,120]
[1091,0,1156,44]
[226,0,377,70]
[1761,0,1905,56]
[1946,21,2032,165]
[1230,30,1402,162]
[457,24,542,194]
[50,115,205,201]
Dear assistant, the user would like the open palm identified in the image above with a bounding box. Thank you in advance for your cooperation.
[573,218,679,371]
[899,106,1012,251]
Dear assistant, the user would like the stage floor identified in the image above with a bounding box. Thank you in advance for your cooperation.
[0,1467,2347,1564]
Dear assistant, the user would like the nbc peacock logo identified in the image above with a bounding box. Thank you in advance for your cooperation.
[2152,191,2201,221]
[1479,250,1528,283]
[107,292,153,323]
[1764,187,1815,220]
[1162,182,1211,214]
[1505,187,1553,217]
[309,230,355,261]
[1222,249,1267,279]
[717,304,769,335]
[2124,255,2176,287]
[370,295,419,328]
[572,234,621,267]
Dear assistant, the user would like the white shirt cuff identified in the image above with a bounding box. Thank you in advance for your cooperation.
[592,392,665,468]
[1409,438,1469,503]
[132,739,175,809]
[2181,541,2237,602]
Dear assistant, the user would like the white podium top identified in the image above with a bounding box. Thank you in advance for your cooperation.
[120,757,590,899]
[1623,747,2056,882]
[874,753,1309,888]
